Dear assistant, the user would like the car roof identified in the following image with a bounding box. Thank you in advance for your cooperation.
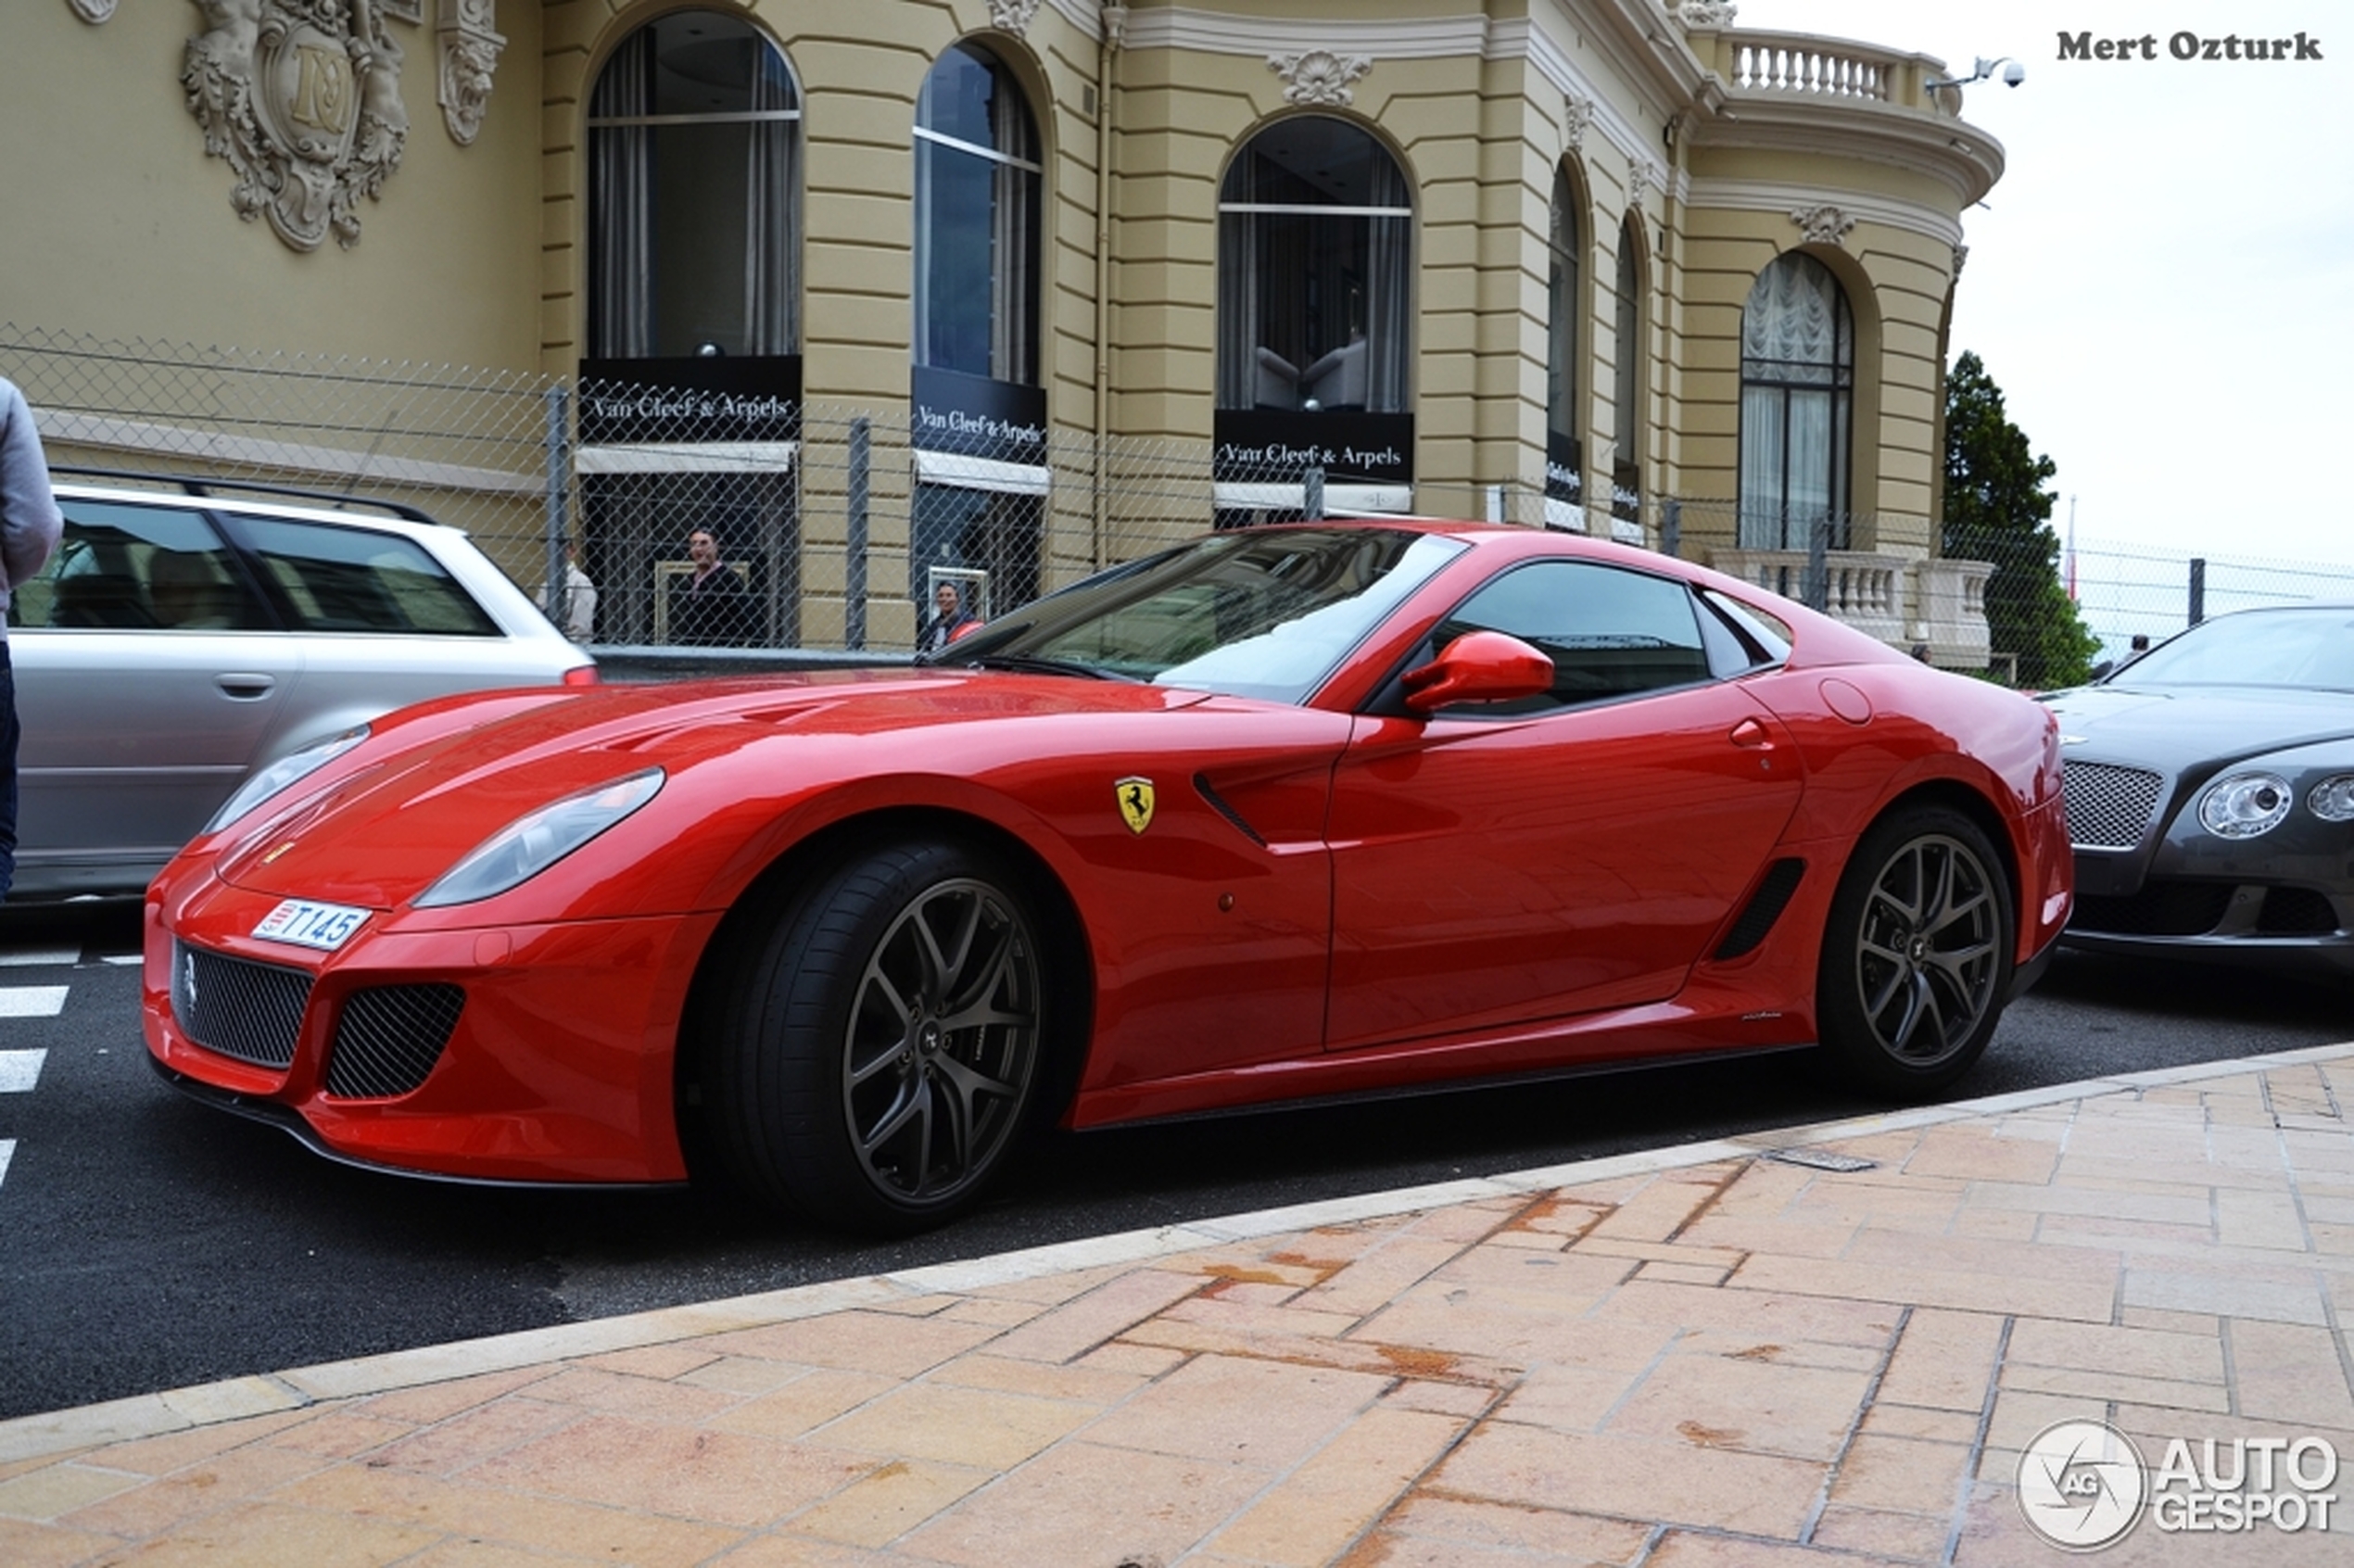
[52,476,469,549]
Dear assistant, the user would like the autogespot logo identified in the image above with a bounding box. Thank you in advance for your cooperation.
[2019,1420,2343,1550]
[2019,1420,2146,1550]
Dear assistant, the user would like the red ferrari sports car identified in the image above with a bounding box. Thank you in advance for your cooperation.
[144,524,2071,1233]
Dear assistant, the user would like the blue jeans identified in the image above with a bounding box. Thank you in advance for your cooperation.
[0,640,19,901]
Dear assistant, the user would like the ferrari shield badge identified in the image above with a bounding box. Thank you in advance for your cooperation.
[1115,776,1156,835]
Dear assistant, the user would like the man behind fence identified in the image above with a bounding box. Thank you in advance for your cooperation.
[0,378,64,899]
[671,527,757,647]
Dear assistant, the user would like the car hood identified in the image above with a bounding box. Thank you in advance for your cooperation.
[211,668,1216,909]
[2040,684,2354,772]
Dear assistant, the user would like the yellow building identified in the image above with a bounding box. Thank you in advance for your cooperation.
[1,1,2004,661]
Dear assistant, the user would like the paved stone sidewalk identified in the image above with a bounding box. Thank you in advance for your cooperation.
[4,1047,2352,1566]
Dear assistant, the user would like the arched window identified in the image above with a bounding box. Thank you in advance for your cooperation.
[587,11,800,358]
[1740,252,1854,550]
[1611,213,1646,532]
[1544,168,1581,512]
[914,43,1041,385]
[1218,118,1412,414]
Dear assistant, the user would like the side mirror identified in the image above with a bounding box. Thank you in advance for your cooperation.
[1402,630,1554,714]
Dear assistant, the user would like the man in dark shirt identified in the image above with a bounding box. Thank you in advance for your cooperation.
[670,528,757,646]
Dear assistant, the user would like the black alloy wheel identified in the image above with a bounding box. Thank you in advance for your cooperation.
[1816,805,2013,1096]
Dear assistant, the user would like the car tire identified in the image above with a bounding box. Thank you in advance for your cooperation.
[708,838,1046,1235]
[1816,805,2013,1098]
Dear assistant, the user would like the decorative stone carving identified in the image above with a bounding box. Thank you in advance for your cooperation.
[1789,203,1857,247]
[1677,1,1739,29]
[184,0,410,252]
[988,0,1043,35]
[1562,92,1592,152]
[69,0,119,20]
[1102,4,1130,49]
[379,0,420,21]
[1627,153,1662,201]
[437,0,502,145]
[1268,50,1373,107]
[1951,242,1969,279]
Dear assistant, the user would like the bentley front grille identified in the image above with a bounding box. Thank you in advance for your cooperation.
[325,984,466,1099]
[171,942,313,1069]
[2063,761,2167,850]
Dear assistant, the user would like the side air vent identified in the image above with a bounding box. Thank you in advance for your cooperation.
[1192,774,1266,846]
[324,984,465,1099]
[1714,859,1806,961]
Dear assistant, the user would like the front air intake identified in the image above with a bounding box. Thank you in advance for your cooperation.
[324,984,465,1099]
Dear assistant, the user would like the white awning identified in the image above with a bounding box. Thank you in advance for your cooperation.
[1214,481,1413,515]
[574,440,798,474]
[913,449,1052,496]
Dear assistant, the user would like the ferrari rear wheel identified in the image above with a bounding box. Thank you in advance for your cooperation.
[711,839,1044,1234]
[1816,805,2012,1098]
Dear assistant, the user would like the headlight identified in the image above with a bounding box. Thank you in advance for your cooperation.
[414,768,664,908]
[206,726,371,835]
[2310,776,2354,822]
[2198,772,2292,839]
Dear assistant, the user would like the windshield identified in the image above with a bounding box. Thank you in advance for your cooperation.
[934,527,1464,703]
[2114,609,2354,692]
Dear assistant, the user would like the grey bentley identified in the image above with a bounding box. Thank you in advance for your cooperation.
[2043,603,2354,974]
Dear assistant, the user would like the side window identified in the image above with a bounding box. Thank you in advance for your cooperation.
[1432,560,1711,713]
[12,500,272,631]
[233,517,500,635]
[1696,588,1793,676]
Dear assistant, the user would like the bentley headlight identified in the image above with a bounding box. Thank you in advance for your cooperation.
[2197,772,2292,839]
[2310,776,2354,822]
[415,768,664,908]
[205,726,370,835]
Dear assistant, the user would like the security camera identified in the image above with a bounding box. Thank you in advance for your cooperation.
[2001,59,2026,87]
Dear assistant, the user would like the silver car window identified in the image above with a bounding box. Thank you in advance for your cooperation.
[15,500,272,632]
[234,516,500,636]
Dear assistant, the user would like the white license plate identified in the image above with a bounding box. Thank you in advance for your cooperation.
[251,898,372,952]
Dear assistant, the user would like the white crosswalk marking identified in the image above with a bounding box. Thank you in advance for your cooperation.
[0,1049,46,1093]
[0,986,69,1017]
[0,947,80,967]
[0,1140,11,1192]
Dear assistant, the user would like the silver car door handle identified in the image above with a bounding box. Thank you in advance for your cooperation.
[214,674,276,700]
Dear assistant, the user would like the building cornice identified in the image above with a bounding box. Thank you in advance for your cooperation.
[1684,95,2004,208]
[1683,177,1965,249]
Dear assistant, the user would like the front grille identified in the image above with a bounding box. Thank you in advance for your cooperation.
[325,984,465,1099]
[2063,761,2166,850]
[2259,887,2340,935]
[2071,881,2234,937]
[171,942,313,1069]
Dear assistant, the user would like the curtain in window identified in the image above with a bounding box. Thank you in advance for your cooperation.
[1547,171,1578,451]
[743,49,799,356]
[589,31,652,358]
[1364,154,1411,413]
[1217,209,1259,407]
[1613,218,1641,472]
[991,113,1039,386]
[1739,253,1853,550]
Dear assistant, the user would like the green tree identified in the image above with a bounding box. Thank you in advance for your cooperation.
[1941,350,2100,688]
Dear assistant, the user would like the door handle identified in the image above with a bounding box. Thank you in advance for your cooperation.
[214,674,275,700]
[1728,716,1775,750]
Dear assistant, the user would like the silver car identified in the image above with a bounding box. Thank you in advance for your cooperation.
[7,475,594,898]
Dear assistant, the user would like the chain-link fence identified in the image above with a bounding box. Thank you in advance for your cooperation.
[11,324,2350,670]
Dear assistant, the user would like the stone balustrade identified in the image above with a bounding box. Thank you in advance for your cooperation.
[1707,548,1998,670]
[1686,26,1958,116]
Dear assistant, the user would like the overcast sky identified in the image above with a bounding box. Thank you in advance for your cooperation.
[1741,0,2352,571]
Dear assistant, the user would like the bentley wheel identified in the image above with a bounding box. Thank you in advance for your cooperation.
[1816,806,2013,1097]
[710,839,1044,1234]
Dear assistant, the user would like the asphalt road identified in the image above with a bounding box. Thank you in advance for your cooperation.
[0,897,2344,1423]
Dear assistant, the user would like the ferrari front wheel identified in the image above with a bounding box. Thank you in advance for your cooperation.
[711,839,1045,1234]
[1816,805,2013,1098]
